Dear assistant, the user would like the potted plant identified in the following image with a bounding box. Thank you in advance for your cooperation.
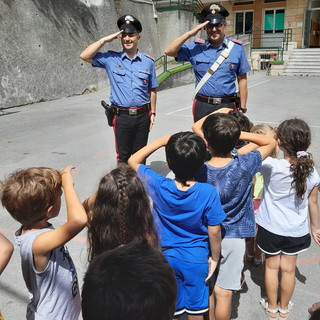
[270,60,285,76]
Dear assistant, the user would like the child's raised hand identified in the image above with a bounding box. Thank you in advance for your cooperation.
[61,166,76,187]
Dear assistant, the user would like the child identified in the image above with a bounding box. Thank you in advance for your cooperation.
[82,241,177,320]
[228,110,253,150]
[309,302,320,320]
[256,119,320,319]
[128,132,226,320]
[246,123,276,266]
[192,110,276,320]
[0,166,87,320]
[83,164,159,262]
[0,233,13,275]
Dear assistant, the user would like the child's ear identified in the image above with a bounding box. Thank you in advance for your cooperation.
[45,206,54,218]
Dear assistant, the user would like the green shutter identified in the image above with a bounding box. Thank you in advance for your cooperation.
[275,12,284,30]
[264,11,274,31]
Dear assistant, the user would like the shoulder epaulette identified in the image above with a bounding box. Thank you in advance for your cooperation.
[143,53,155,61]
[230,38,243,45]
[194,38,205,44]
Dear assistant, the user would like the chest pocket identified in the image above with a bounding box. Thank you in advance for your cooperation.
[224,59,239,74]
[195,57,210,72]
[137,72,149,86]
[112,68,126,83]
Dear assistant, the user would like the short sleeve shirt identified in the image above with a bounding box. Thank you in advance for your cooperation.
[92,50,158,107]
[176,36,250,97]
[196,150,262,238]
[256,157,320,237]
[138,164,226,263]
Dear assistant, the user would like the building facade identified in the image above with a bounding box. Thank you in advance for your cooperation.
[212,0,320,48]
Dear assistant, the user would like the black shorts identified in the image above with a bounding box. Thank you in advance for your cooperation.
[256,226,311,255]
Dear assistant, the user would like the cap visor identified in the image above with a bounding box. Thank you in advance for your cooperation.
[120,24,137,34]
[206,17,225,24]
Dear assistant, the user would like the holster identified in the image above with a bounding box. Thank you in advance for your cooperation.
[234,95,241,111]
[101,100,116,127]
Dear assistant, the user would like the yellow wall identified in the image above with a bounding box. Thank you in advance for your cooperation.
[206,0,308,48]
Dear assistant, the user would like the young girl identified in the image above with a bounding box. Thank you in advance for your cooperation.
[246,123,278,266]
[255,119,320,319]
[84,164,159,262]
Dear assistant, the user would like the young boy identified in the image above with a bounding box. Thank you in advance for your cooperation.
[0,166,87,320]
[128,132,226,320]
[192,110,276,320]
[82,241,177,320]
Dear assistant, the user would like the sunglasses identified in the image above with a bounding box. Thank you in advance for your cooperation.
[206,23,224,30]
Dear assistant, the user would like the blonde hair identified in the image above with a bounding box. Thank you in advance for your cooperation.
[250,123,273,135]
[251,123,278,158]
[0,168,61,226]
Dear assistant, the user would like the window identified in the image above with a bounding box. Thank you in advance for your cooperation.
[264,9,285,33]
[235,11,253,34]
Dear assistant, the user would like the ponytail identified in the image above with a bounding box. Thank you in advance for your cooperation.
[277,119,314,199]
[290,152,314,199]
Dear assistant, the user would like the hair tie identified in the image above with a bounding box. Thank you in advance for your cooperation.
[296,151,308,158]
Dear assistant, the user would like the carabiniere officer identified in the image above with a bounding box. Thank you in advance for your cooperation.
[165,2,251,122]
[80,15,158,163]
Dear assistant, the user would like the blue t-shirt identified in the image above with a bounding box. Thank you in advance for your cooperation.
[196,150,262,238]
[176,36,250,97]
[92,50,158,107]
[138,165,226,263]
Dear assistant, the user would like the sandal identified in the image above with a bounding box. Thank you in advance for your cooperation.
[260,297,279,320]
[278,301,293,319]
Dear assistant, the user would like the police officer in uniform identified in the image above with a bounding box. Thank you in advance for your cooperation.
[165,3,251,122]
[80,15,158,163]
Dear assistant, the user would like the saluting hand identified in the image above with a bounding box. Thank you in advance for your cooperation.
[188,21,209,37]
[99,30,123,45]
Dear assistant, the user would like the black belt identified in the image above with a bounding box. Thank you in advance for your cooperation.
[195,94,238,105]
[113,104,150,116]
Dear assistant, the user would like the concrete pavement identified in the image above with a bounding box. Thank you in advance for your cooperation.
[1,71,320,319]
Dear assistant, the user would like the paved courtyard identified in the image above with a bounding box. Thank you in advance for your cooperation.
[1,71,320,319]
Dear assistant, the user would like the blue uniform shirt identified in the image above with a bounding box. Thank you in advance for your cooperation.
[92,50,158,107]
[176,36,250,97]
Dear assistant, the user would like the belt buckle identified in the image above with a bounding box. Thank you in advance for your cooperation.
[129,108,137,115]
[212,98,221,104]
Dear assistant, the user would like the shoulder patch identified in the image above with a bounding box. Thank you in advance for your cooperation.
[194,38,205,44]
[230,38,243,45]
[143,53,155,61]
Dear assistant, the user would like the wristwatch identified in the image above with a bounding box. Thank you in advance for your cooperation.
[239,107,247,113]
[151,112,156,116]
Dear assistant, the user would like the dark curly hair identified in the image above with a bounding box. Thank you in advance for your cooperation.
[87,164,159,262]
[277,118,314,199]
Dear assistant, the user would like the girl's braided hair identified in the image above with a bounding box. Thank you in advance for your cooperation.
[277,118,314,199]
[87,164,159,262]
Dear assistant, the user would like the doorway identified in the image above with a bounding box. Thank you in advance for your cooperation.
[304,0,320,47]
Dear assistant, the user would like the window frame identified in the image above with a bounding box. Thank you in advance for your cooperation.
[263,8,285,34]
[234,10,254,34]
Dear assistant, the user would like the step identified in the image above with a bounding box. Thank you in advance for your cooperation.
[291,52,320,55]
[288,57,320,61]
[284,69,320,73]
[290,60,320,65]
[283,72,320,76]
